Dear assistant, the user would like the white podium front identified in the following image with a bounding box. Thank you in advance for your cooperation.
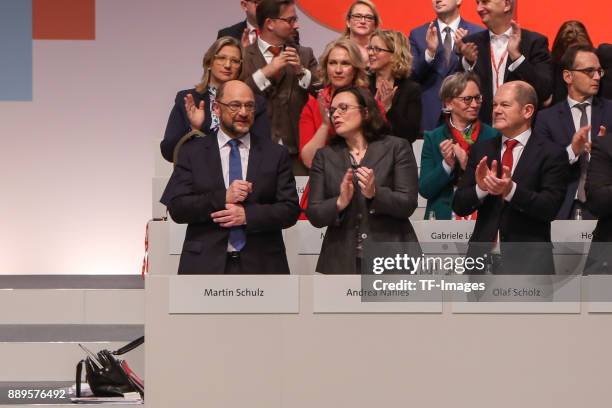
[145,274,612,408]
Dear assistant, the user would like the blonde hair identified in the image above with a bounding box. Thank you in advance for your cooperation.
[343,0,381,36]
[371,29,413,79]
[195,36,242,94]
[318,38,369,88]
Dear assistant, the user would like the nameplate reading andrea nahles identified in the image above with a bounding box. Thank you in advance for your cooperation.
[203,288,264,297]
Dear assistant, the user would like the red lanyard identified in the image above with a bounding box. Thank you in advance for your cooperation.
[490,45,508,91]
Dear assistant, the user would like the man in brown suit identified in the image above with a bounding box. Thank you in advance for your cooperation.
[240,0,319,175]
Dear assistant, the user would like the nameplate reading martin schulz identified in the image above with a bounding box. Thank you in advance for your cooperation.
[169,276,299,314]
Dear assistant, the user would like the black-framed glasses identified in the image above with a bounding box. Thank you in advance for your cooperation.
[328,103,362,118]
[213,55,242,66]
[350,13,376,22]
[216,101,256,113]
[454,94,483,105]
[569,67,606,78]
[272,16,299,25]
[366,45,393,54]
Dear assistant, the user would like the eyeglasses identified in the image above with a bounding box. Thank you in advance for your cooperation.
[366,45,393,54]
[454,94,483,105]
[350,13,376,22]
[272,16,299,25]
[328,103,362,118]
[216,101,256,113]
[569,67,606,78]
[213,55,242,66]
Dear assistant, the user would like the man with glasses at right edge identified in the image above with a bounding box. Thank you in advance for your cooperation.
[240,0,319,176]
[534,45,611,220]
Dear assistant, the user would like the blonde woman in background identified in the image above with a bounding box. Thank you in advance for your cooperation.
[368,29,422,143]
[343,0,380,64]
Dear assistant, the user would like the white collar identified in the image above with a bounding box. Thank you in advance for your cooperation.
[246,20,256,32]
[489,27,512,40]
[567,95,593,108]
[217,128,251,150]
[502,128,531,146]
[437,16,461,33]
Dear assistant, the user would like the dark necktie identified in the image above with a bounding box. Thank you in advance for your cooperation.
[228,139,246,251]
[575,102,590,202]
[443,26,452,65]
[502,139,519,173]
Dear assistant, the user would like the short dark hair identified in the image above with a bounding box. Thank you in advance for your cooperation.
[256,0,294,30]
[561,44,597,70]
[330,86,389,143]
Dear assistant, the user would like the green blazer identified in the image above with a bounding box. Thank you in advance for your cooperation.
[419,123,499,219]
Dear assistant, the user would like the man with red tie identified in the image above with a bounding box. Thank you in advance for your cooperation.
[452,81,569,274]
[239,0,319,176]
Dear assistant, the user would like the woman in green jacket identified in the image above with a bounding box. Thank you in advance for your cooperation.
[419,72,499,219]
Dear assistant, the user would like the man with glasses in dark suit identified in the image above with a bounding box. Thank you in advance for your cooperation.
[534,45,611,220]
[161,80,300,274]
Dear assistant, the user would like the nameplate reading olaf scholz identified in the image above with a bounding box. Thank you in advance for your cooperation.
[169,276,299,314]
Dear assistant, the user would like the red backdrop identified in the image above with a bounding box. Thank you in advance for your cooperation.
[297,0,610,46]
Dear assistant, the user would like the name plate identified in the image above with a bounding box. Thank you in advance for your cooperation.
[413,220,475,242]
[169,276,299,314]
[313,275,442,313]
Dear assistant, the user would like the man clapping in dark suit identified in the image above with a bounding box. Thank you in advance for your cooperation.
[240,0,318,176]
[409,0,484,132]
[453,81,568,274]
[217,0,260,47]
[161,80,300,274]
[534,45,611,219]
[456,0,552,125]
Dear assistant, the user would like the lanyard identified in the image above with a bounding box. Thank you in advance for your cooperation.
[490,44,508,91]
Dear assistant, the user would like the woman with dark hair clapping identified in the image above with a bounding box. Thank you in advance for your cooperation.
[306,86,419,274]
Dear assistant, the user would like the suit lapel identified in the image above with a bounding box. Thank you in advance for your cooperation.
[591,97,604,139]
[204,133,226,189]
[360,138,387,169]
[246,135,263,183]
[559,101,576,143]
[512,133,541,183]
[246,43,267,71]
[478,33,493,92]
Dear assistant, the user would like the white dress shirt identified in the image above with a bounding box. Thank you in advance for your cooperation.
[462,27,526,96]
[475,128,531,202]
[566,95,593,164]
[251,37,312,92]
[425,16,461,63]
[246,21,257,45]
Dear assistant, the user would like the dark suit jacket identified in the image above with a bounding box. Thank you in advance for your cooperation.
[240,42,318,156]
[585,134,612,274]
[306,135,419,274]
[462,28,553,124]
[409,18,484,131]
[587,134,612,240]
[160,88,271,162]
[369,75,422,143]
[160,131,300,274]
[452,133,569,274]
[217,20,246,41]
[597,44,612,100]
[533,97,612,218]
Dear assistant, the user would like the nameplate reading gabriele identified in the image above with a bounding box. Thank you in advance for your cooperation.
[169,276,299,314]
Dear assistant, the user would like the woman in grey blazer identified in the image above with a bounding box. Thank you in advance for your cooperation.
[306,86,420,274]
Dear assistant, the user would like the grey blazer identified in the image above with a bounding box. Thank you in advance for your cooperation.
[306,135,420,274]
